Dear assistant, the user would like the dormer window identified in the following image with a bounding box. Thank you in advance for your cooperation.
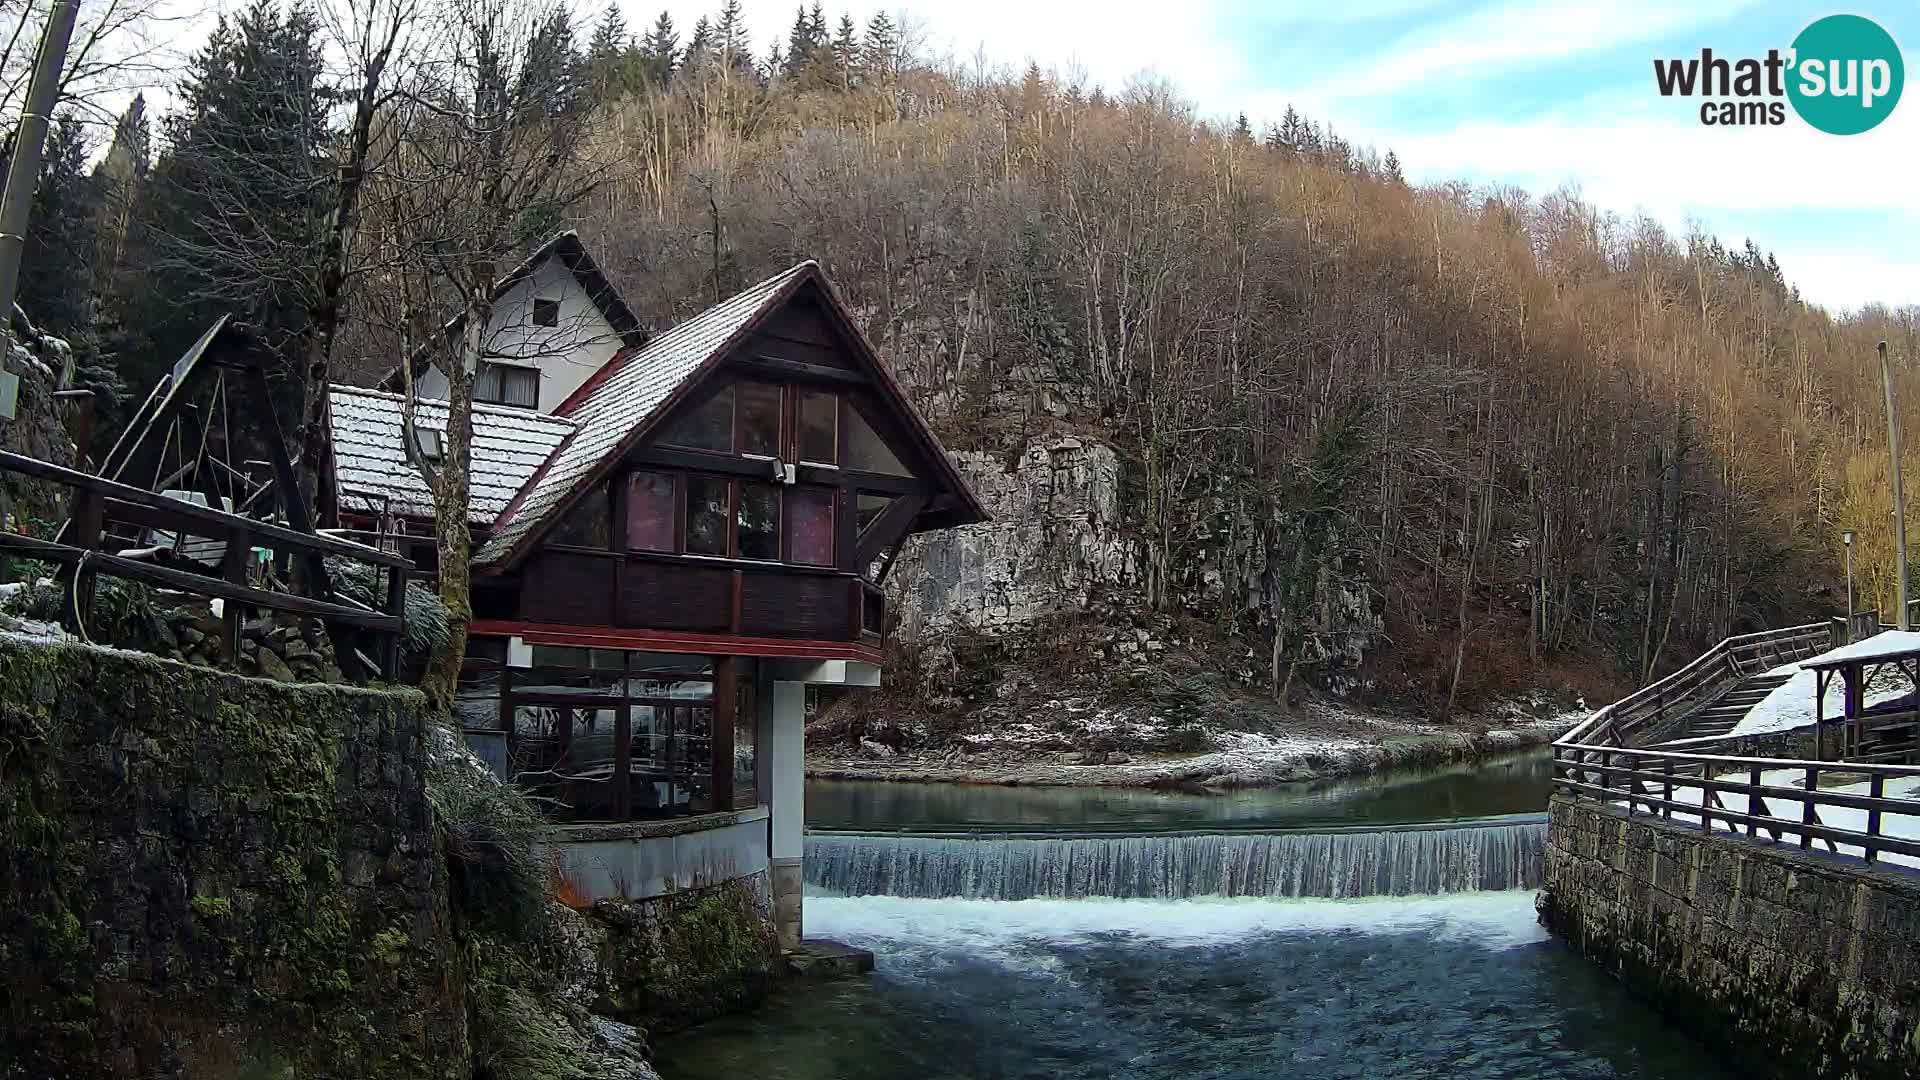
[475,361,538,409]
[531,297,560,327]
[414,427,444,463]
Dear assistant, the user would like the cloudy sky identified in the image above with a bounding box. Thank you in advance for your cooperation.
[634,0,1918,313]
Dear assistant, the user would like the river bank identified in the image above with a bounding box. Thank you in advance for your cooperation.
[807,699,1582,788]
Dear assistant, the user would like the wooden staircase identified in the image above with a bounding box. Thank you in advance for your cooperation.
[1675,670,1797,741]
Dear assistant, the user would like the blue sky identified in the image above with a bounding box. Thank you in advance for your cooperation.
[655,0,1920,312]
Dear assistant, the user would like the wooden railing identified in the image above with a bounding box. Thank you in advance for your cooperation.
[0,449,411,680]
[1554,620,1920,868]
[1557,623,1831,750]
[1552,744,1920,865]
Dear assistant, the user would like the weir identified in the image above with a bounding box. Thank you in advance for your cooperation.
[804,814,1545,900]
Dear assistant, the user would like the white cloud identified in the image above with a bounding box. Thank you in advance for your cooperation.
[1300,0,1756,102]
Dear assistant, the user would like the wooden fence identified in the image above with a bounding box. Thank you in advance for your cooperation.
[1554,621,1920,867]
[0,449,411,680]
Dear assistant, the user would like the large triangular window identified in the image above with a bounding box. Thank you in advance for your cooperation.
[845,406,912,477]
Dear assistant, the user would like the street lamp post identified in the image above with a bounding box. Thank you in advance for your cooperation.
[1843,529,1856,623]
[1879,341,1910,631]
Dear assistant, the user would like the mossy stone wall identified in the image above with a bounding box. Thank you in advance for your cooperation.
[1542,794,1920,1080]
[0,634,467,1079]
[593,873,779,1035]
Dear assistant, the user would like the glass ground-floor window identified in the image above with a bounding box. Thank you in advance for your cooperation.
[455,642,733,821]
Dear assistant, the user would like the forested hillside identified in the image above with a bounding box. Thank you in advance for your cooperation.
[13,0,1920,713]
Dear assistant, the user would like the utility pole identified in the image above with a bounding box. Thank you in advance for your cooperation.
[1880,340,1910,631]
[0,0,82,322]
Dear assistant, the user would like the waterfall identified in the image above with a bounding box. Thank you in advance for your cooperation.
[804,818,1545,900]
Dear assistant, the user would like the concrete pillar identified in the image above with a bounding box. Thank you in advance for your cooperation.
[768,679,805,951]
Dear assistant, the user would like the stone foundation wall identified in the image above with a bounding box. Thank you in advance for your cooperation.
[0,634,465,1079]
[1541,793,1920,1080]
[589,873,779,1035]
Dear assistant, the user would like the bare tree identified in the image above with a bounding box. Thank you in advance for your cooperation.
[373,0,601,709]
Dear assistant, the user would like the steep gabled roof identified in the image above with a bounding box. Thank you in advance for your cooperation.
[473,263,814,566]
[330,385,576,523]
[473,260,989,571]
[377,230,646,391]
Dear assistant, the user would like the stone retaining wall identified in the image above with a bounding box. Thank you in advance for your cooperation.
[1540,793,1920,1080]
[0,633,464,1079]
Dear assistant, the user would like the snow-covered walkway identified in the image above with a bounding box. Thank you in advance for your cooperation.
[1612,768,1920,869]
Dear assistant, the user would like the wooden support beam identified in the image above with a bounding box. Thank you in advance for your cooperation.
[712,655,738,811]
[855,493,927,568]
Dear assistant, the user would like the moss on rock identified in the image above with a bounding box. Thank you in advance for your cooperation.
[0,635,466,1079]
[592,875,779,1034]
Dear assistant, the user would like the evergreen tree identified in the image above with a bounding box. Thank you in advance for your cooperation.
[523,8,584,119]
[1277,105,1305,155]
[586,4,631,98]
[1382,150,1404,185]
[832,13,857,84]
[115,0,332,407]
[782,5,817,79]
[684,16,713,71]
[861,10,896,78]
[1232,112,1253,143]
[90,94,148,289]
[16,114,98,337]
[640,11,679,83]
[715,0,751,72]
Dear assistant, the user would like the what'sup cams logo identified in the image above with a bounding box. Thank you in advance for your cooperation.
[1653,13,1904,133]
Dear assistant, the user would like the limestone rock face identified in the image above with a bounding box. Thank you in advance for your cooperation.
[891,437,1134,638]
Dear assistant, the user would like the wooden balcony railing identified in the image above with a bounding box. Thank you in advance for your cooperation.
[0,449,411,680]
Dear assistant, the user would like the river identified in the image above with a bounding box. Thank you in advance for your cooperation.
[657,752,1732,1079]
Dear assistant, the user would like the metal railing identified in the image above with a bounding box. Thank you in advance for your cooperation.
[0,449,411,679]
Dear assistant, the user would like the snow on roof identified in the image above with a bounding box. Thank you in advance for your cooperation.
[473,261,818,567]
[329,385,576,523]
[1730,630,1920,737]
[1803,629,1920,668]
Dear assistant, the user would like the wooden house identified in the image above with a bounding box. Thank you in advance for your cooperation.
[326,235,986,944]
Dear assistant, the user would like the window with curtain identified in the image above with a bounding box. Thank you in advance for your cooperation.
[737,482,780,560]
[626,471,675,551]
[685,476,730,555]
[788,487,834,566]
[476,362,539,409]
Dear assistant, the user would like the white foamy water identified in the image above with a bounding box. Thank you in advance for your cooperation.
[805,890,1549,967]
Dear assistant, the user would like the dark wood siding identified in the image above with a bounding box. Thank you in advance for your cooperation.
[619,559,733,631]
[739,570,845,637]
[741,331,851,372]
[520,551,615,625]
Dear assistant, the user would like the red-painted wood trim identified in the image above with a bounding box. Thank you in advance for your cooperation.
[472,619,886,665]
[553,343,642,417]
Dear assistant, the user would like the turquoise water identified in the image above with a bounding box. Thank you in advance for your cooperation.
[658,754,1727,1080]
[804,750,1553,833]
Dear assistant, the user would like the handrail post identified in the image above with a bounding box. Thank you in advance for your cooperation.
[1802,765,1818,849]
[1748,764,1762,838]
[1866,773,1885,864]
[220,529,249,662]
[381,565,407,681]
[1663,759,1674,819]
[59,488,105,634]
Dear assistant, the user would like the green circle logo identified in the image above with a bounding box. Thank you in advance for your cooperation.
[1788,14,1904,134]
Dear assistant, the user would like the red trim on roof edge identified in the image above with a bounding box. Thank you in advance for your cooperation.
[470,620,886,664]
[551,342,642,417]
